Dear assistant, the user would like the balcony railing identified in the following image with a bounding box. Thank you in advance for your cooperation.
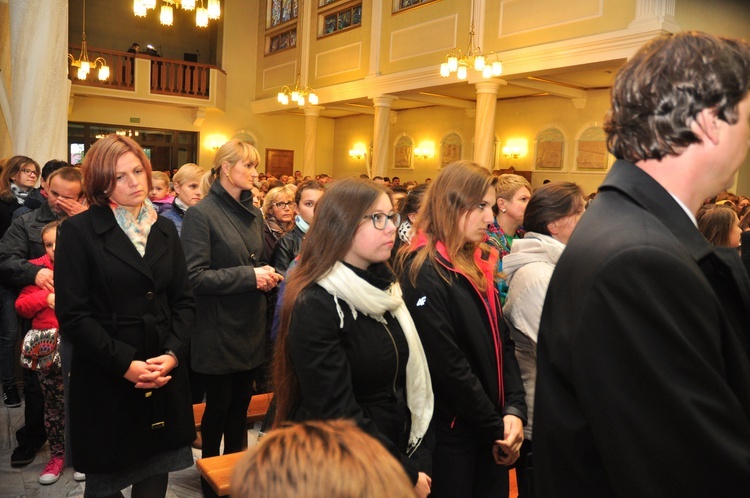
[67,45,217,99]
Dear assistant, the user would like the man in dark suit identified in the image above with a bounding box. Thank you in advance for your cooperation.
[534,32,750,497]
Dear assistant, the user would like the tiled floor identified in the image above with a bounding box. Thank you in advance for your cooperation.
[0,390,260,498]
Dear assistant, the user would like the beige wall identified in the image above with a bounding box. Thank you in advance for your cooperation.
[0,1,11,158]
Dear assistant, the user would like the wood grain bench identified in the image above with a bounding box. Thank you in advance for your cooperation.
[196,451,244,497]
[193,392,274,431]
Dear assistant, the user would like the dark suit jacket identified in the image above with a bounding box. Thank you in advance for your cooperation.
[56,205,195,473]
[534,160,750,497]
[181,180,267,374]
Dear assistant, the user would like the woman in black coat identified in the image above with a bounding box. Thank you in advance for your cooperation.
[273,179,434,498]
[56,135,195,498]
[396,161,527,498]
[180,140,282,497]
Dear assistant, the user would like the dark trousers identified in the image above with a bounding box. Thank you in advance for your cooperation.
[0,284,19,389]
[16,368,47,450]
[430,438,510,498]
[514,439,534,498]
[200,369,256,498]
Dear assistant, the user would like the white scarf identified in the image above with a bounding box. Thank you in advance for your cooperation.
[317,261,434,454]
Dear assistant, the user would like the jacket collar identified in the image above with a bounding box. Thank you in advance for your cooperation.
[600,160,713,263]
[89,204,166,280]
[209,178,257,217]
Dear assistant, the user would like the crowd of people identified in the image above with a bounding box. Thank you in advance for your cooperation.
[1,30,750,498]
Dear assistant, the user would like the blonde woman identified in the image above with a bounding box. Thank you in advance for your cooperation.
[161,163,204,235]
[261,185,296,259]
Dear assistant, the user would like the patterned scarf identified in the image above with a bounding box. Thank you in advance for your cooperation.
[110,199,158,257]
[11,183,29,205]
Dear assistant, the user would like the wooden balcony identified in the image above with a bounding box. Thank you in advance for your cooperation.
[67,44,226,115]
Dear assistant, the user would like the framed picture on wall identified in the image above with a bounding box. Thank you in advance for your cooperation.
[441,133,463,168]
[394,135,413,169]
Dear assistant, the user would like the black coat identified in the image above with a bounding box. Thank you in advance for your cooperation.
[181,180,267,374]
[55,205,196,473]
[400,253,527,444]
[288,264,431,483]
[534,160,750,497]
[270,224,304,276]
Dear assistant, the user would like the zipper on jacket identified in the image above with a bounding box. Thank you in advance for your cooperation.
[382,322,399,395]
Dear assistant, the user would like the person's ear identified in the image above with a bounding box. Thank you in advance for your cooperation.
[692,107,720,146]
[547,220,560,236]
[496,198,506,213]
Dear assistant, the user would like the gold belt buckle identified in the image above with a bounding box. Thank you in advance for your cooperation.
[151,421,165,430]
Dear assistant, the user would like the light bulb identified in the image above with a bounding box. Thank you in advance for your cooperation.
[457,65,468,80]
[134,0,147,17]
[482,65,492,78]
[308,93,319,105]
[196,7,208,27]
[440,62,450,77]
[98,65,110,80]
[160,4,174,25]
[474,55,485,71]
[80,61,90,74]
[447,56,458,73]
[492,61,503,76]
[181,0,196,10]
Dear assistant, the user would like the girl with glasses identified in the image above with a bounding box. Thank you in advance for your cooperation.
[395,161,528,498]
[273,178,435,498]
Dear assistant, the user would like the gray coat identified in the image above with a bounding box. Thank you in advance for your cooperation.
[0,200,59,287]
[181,180,267,374]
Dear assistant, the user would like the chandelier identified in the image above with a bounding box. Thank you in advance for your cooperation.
[68,0,110,81]
[277,73,319,106]
[134,0,221,27]
[439,22,502,81]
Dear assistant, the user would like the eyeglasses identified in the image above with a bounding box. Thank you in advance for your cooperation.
[20,168,38,177]
[273,201,295,210]
[363,212,401,230]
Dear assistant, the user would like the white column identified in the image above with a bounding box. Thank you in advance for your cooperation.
[371,95,398,178]
[628,0,679,31]
[10,0,68,162]
[473,81,501,171]
[303,106,322,178]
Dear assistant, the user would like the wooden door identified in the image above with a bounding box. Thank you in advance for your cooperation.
[265,149,294,178]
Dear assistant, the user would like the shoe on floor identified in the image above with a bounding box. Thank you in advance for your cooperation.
[10,444,37,467]
[73,470,86,481]
[39,456,64,485]
[3,385,21,408]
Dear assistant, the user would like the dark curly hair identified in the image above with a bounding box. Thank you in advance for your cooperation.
[605,31,750,163]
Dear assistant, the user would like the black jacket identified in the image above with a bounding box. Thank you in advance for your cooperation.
[55,205,196,473]
[0,200,59,287]
[400,253,527,444]
[270,224,304,276]
[534,160,750,497]
[288,263,431,483]
[181,180,267,374]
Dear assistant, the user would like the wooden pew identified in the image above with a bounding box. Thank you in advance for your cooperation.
[194,392,273,496]
[193,392,273,431]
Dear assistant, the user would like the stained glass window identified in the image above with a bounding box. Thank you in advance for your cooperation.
[321,3,362,36]
[394,0,435,13]
[270,0,299,28]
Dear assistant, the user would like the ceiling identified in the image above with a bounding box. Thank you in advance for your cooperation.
[295,59,624,119]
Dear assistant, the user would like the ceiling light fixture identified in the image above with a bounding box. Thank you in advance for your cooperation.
[133,0,220,27]
[439,2,502,81]
[68,0,110,81]
[277,73,319,106]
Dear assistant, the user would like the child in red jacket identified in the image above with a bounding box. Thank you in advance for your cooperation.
[15,220,81,485]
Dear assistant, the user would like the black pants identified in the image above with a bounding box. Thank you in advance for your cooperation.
[200,369,256,497]
[514,439,534,498]
[430,437,510,498]
[16,368,46,450]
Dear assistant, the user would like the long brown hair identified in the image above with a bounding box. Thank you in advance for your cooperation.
[231,420,415,498]
[396,160,497,292]
[273,178,391,425]
[697,204,738,247]
[0,156,40,202]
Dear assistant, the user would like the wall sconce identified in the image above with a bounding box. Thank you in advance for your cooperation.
[414,141,435,160]
[205,134,227,151]
[349,143,368,160]
[502,146,520,160]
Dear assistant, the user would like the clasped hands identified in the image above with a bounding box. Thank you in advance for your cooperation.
[255,265,283,292]
[493,414,524,466]
[124,354,177,390]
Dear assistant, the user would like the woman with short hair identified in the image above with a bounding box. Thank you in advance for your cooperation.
[261,185,296,259]
[56,134,195,498]
[161,163,204,235]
